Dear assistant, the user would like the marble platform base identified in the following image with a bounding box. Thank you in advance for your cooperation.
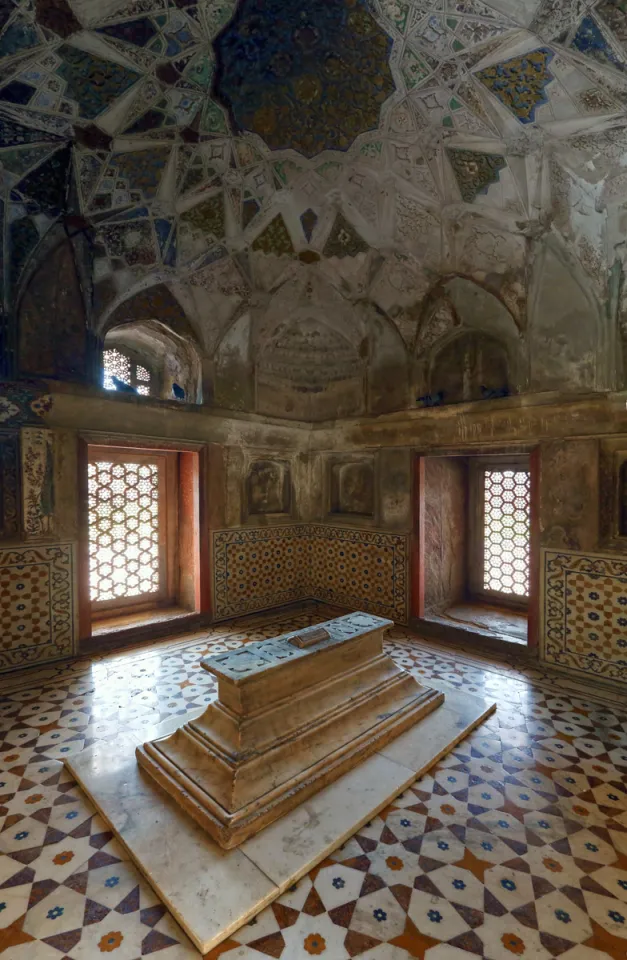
[66,687,495,954]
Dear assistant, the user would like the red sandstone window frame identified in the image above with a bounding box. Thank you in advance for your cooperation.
[76,436,210,643]
[87,446,178,617]
[411,451,540,649]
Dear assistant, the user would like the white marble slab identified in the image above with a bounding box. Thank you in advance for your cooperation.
[240,752,416,890]
[68,720,277,951]
[379,688,495,771]
[67,688,495,954]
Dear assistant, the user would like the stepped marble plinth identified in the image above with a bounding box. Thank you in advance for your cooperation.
[136,612,444,848]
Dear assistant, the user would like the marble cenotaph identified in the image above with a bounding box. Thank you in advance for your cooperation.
[136,612,444,848]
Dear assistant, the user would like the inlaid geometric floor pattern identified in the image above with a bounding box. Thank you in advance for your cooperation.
[1,603,627,960]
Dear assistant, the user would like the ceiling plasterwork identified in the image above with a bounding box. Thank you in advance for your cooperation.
[2,0,627,407]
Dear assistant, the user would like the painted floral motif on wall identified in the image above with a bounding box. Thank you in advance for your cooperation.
[21,428,55,538]
[0,0,625,407]
[0,383,53,425]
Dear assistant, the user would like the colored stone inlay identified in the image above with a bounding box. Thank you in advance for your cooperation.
[1,605,626,959]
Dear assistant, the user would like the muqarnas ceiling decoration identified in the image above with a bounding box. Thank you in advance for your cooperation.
[212,0,395,157]
[2,0,627,414]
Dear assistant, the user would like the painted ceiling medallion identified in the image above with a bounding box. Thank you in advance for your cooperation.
[447,148,507,203]
[212,0,395,158]
[476,48,555,124]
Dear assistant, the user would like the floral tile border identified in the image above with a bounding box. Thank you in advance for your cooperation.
[542,547,627,683]
[0,541,76,674]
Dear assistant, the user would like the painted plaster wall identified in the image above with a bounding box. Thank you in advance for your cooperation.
[0,386,310,673]
[539,440,600,552]
[4,0,627,685]
[0,390,412,672]
[207,444,412,625]
[315,396,627,686]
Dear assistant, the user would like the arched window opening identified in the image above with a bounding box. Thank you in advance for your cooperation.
[102,319,202,403]
[103,347,154,396]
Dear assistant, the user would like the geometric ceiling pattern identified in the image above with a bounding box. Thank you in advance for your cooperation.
[3,0,627,365]
[212,0,396,157]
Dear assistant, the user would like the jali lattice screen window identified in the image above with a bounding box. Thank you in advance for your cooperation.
[481,467,530,599]
[469,460,531,605]
[88,450,171,611]
[103,348,152,395]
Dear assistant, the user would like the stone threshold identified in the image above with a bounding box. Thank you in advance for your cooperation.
[81,609,210,655]
[413,613,536,660]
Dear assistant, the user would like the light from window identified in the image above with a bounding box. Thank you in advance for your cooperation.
[103,348,152,396]
[103,348,131,390]
[135,364,151,396]
[483,469,530,597]
[88,459,160,603]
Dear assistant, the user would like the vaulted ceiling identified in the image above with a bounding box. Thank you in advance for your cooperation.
[3,0,627,411]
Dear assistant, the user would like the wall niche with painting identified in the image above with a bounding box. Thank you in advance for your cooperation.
[328,455,376,524]
[245,458,292,522]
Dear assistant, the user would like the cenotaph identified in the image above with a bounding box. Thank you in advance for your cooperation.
[137,612,444,848]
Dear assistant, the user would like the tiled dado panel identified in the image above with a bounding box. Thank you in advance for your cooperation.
[307,524,408,622]
[212,524,408,622]
[212,525,309,620]
[542,548,627,683]
[0,542,76,673]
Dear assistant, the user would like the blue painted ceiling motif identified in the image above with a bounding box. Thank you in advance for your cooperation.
[476,49,555,125]
[570,15,625,71]
[212,0,395,158]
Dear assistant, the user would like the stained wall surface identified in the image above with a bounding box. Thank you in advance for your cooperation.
[2,0,627,687]
[2,385,627,688]
[2,0,627,415]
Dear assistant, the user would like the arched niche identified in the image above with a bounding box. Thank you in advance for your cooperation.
[429,331,511,404]
[101,284,203,402]
[415,277,522,401]
[529,240,606,392]
[256,315,365,421]
[213,289,406,418]
[18,236,90,382]
[102,284,197,340]
[103,320,202,402]
[443,277,520,341]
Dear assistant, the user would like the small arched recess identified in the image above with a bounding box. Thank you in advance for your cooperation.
[414,277,523,404]
[101,285,203,403]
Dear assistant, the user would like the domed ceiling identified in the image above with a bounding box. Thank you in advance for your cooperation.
[212,0,395,156]
[3,0,627,413]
